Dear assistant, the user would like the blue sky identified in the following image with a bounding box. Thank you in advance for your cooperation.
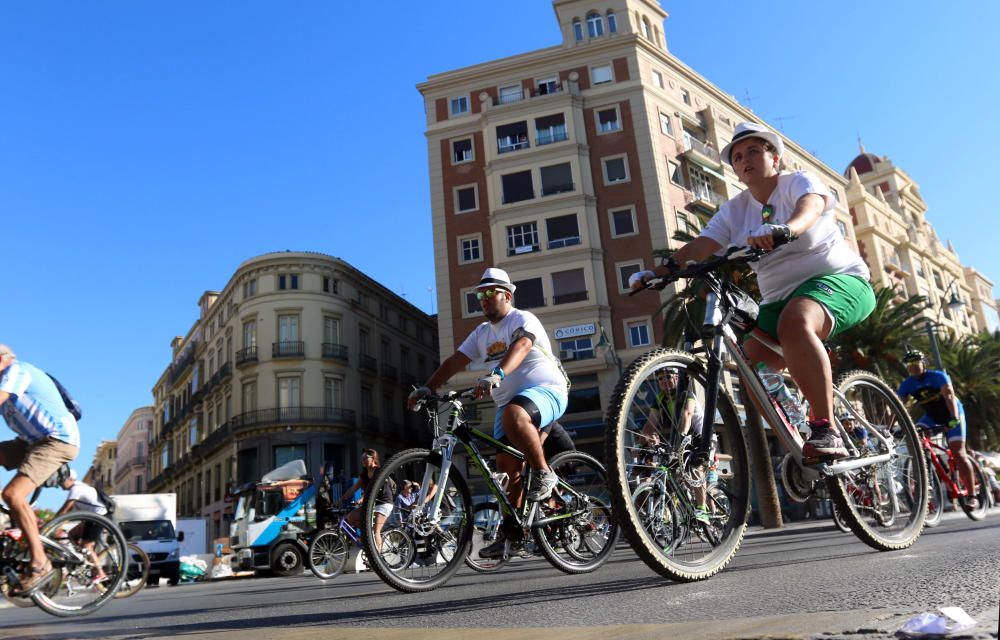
[3,1,997,507]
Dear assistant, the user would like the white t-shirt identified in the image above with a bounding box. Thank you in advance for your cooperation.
[66,482,108,516]
[458,308,569,407]
[700,171,870,303]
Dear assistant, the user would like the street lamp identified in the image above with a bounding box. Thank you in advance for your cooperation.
[595,323,623,377]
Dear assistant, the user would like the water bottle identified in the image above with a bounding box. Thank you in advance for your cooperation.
[756,363,808,431]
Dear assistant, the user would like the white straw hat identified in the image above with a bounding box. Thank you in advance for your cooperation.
[721,122,784,166]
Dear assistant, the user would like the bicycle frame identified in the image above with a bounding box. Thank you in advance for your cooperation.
[921,434,968,500]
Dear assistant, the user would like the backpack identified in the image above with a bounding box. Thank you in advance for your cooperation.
[95,486,116,516]
[46,373,83,421]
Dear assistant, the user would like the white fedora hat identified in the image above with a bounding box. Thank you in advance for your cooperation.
[476,267,516,293]
[721,122,784,166]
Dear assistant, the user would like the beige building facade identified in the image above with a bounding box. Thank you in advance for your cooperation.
[147,252,438,538]
[112,406,153,495]
[84,440,117,491]
[418,0,862,454]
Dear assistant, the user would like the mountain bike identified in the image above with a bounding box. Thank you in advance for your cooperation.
[920,428,989,522]
[362,388,618,592]
[1,495,128,616]
[606,243,928,582]
[307,507,414,580]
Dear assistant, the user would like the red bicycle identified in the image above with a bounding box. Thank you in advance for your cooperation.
[920,429,989,524]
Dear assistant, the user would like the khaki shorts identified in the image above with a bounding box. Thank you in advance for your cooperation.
[0,437,78,487]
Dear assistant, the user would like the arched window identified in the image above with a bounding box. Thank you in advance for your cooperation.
[642,16,652,40]
[607,11,617,33]
[573,18,583,41]
[654,26,662,46]
[587,12,604,37]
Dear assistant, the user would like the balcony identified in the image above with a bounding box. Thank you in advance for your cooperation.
[230,406,357,434]
[536,126,568,146]
[322,343,349,361]
[552,291,588,305]
[235,346,258,366]
[681,133,722,170]
[686,186,727,213]
[272,341,305,358]
[199,421,231,454]
[168,346,197,385]
[359,354,378,374]
[380,363,398,383]
[497,137,529,154]
[547,236,581,250]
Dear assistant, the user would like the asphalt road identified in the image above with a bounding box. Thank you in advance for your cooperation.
[3,509,998,640]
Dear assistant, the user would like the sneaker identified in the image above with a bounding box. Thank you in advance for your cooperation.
[478,538,508,559]
[964,496,980,510]
[526,469,559,502]
[694,506,710,524]
[802,419,848,461]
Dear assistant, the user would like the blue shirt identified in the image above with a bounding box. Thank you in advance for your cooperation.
[0,361,80,447]
[897,370,963,426]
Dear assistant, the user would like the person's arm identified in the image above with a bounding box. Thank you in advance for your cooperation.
[678,398,696,436]
[336,480,361,505]
[748,193,826,251]
[496,336,532,376]
[0,390,9,407]
[650,237,723,280]
[408,351,473,409]
[940,383,961,424]
[55,498,76,517]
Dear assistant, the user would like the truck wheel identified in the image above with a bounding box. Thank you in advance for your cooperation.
[271,542,304,577]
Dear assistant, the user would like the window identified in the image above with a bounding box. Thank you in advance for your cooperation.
[676,209,698,236]
[464,290,480,316]
[535,113,567,145]
[273,445,306,471]
[507,222,539,255]
[324,377,342,410]
[607,11,617,33]
[242,320,256,348]
[497,121,529,153]
[322,276,338,294]
[278,315,299,344]
[586,12,604,37]
[652,69,663,89]
[498,84,522,105]
[836,220,848,238]
[454,185,478,213]
[278,377,301,408]
[449,96,469,116]
[501,170,534,204]
[610,207,637,237]
[323,317,340,345]
[278,274,299,290]
[452,138,473,164]
[617,262,643,292]
[916,260,925,278]
[559,338,594,361]
[459,235,482,264]
[242,380,257,412]
[552,269,587,304]
[602,156,629,184]
[242,279,257,299]
[546,214,580,248]
[933,271,944,289]
[591,64,613,85]
[513,277,544,309]
[642,16,652,40]
[668,160,684,186]
[659,112,673,136]
[627,320,652,347]
[536,77,559,95]
[573,19,583,41]
[681,89,691,105]
[596,107,621,133]
[829,187,840,203]
[540,163,574,196]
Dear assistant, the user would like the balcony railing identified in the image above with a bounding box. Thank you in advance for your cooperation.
[552,291,589,305]
[235,346,258,366]
[199,421,231,454]
[168,346,197,385]
[598,120,621,133]
[230,407,357,433]
[682,133,722,168]
[688,186,727,210]
[536,127,568,146]
[497,138,530,154]
[541,183,574,196]
[272,341,305,358]
[322,343,349,361]
[359,354,378,374]
[547,236,581,249]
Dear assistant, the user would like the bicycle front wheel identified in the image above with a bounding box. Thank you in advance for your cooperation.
[605,348,751,582]
[362,448,472,593]
[959,459,990,521]
[828,370,927,550]
[33,511,128,617]
[532,451,618,574]
[308,529,350,580]
[923,457,945,528]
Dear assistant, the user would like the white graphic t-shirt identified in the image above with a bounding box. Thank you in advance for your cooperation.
[700,170,870,303]
[66,482,108,516]
[458,308,568,407]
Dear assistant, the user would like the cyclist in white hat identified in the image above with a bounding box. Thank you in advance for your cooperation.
[632,122,875,462]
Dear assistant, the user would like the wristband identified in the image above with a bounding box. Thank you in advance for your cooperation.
[491,366,505,380]
[660,256,680,272]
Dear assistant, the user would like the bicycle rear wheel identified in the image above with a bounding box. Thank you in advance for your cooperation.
[361,448,472,593]
[308,529,350,580]
[33,511,128,617]
[465,502,507,573]
[923,457,945,528]
[958,459,989,521]
[631,480,685,552]
[605,348,751,582]
[827,370,926,551]
[99,543,148,599]
[532,451,618,574]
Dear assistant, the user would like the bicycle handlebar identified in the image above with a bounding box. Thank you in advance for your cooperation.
[412,387,476,411]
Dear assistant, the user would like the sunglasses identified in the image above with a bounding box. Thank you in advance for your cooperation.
[476,288,505,300]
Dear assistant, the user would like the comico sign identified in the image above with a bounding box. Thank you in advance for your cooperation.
[554,323,596,340]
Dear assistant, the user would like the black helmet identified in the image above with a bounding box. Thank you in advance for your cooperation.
[903,349,925,364]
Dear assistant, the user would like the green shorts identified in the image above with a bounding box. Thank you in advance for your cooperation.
[756,274,875,341]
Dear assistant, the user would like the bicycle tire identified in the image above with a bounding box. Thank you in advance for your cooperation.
[605,348,751,582]
[831,501,852,533]
[923,456,945,528]
[465,502,508,573]
[958,458,989,521]
[532,451,618,574]
[361,448,472,593]
[32,511,128,617]
[100,543,149,599]
[827,370,926,551]
[307,529,350,580]
[630,480,685,553]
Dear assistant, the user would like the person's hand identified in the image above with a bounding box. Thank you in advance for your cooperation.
[628,270,656,290]
[407,386,431,411]
[748,223,791,251]
[948,417,961,428]
[474,372,502,399]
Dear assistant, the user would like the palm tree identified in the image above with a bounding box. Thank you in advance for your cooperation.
[934,332,1000,449]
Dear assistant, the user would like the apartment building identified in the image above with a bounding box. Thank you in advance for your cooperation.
[844,148,996,336]
[418,0,862,456]
[112,406,153,495]
[146,252,438,537]
[84,440,117,491]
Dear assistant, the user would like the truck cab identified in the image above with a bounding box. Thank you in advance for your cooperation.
[230,460,316,576]
[113,493,184,586]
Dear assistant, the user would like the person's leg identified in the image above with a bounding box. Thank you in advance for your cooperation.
[345,507,361,528]
[496,451,524,509]
[2,475,50,583]
[949,440,978,505]
[776,297,834,422]
[501,404,547,472]
[372,513,387,551]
